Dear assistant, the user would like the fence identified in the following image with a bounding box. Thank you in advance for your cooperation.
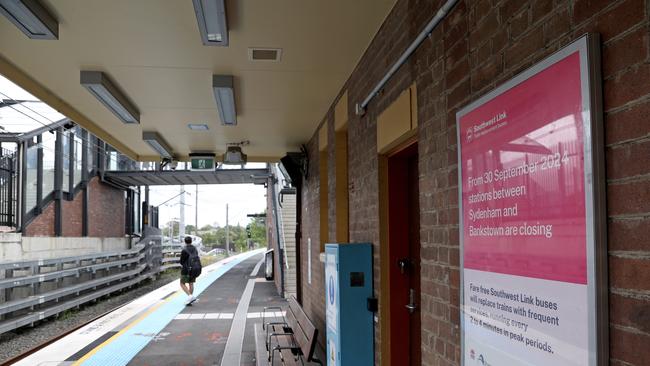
[0,148,18,229]
[0,231,182,335]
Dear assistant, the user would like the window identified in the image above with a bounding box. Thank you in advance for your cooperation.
[61,131,70,193]
[74,134,82,187]
[42,132,56,198]
[25,140,38,212]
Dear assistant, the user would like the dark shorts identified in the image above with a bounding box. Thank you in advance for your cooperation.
[180,274,196,284]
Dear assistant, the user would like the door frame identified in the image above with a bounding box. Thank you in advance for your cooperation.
[379,135,419,366]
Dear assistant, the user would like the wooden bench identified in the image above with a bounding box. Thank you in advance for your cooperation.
[262,296,322,365]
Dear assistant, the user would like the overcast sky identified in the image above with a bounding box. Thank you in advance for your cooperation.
[149,183,267,230]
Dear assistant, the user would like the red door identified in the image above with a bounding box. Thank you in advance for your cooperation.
[388,143,421,365]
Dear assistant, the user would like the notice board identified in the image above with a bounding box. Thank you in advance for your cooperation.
[457,35,607,366]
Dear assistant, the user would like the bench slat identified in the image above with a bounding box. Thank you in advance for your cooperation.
[288,296,319,362]
[262,296,321,365]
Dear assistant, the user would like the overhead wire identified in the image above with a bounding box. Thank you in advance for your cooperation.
[0,91,171,184]
[0,91,120,159]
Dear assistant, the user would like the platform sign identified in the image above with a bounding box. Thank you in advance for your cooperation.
[457,35,606,366]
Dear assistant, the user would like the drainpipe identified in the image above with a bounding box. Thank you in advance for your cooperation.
[355,0,458,115]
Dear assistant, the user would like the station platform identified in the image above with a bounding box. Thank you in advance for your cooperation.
[13,249,291,366]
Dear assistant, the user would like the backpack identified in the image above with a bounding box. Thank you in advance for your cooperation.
[187,246,202,278]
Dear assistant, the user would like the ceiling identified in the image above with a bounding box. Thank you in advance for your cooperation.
[0,0,396,161]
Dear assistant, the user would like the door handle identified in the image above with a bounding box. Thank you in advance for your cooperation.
[406,288,417,314]
[398,258,413,274]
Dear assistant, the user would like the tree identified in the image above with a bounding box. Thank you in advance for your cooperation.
[162,220,179,237]
[249,218,267,247]
[200,231,218,246]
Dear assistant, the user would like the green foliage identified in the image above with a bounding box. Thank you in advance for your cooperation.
[195,215,267,253]
[161,221,179,237]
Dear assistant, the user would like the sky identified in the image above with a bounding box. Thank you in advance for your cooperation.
[149,182,267,230]
[0,74,66,134]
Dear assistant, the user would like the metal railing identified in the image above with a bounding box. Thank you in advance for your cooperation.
[0,148,18,229]
[160,243,182,272]
[0,231,180,335]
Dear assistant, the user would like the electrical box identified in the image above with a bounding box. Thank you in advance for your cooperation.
[325,243,373,366]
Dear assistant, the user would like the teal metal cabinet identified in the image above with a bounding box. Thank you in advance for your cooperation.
[325,243,374,366]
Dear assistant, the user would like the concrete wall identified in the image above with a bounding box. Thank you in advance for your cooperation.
[0,233,129,261]
[0,233,22,261]
[295,1,650,365]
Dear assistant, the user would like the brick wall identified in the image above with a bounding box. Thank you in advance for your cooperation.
[24,200,55,236]
[62,189,83,237]
[25,177,126,238]
[88,177,125,237]
[297,0,650,365]
[300,133,328,347]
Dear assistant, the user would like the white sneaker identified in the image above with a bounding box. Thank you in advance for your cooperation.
[185,296,193,305]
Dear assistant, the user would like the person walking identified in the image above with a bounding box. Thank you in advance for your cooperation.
[180,236,201,305]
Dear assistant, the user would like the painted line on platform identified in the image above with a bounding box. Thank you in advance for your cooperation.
[75,249,264,366]
[254,323,265,366]
[71,293,176,365]
[13,278,182,365]
[250,257,264,277]
[220,278,256,365]
[172,311,285,320]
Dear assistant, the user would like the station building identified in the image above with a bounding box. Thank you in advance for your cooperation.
[264,1,650,366]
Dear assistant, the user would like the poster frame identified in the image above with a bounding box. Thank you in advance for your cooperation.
[456,33,607,366]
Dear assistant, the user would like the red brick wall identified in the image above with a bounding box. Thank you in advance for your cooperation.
[62,189,83,237]
[25,177,126,238]
[297,1,650,365]
[24,200,55,236]
[300,132,328,348]
[88,177,125,237]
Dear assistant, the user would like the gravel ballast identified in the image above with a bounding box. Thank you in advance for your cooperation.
[0,269,181,364]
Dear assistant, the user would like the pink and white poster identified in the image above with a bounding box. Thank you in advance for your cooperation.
[457,36,605,366]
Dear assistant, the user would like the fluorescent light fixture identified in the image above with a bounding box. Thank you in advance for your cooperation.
[80,71,140,124]
[192,0,228,46]
[142,131,173,159]
[188,123,209,131]
[212,75,237,126]
[222,146,247,165]
[0,0,58,40]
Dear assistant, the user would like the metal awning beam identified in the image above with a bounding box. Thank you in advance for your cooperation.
[0,118,71,142]
[103,168,269,186]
